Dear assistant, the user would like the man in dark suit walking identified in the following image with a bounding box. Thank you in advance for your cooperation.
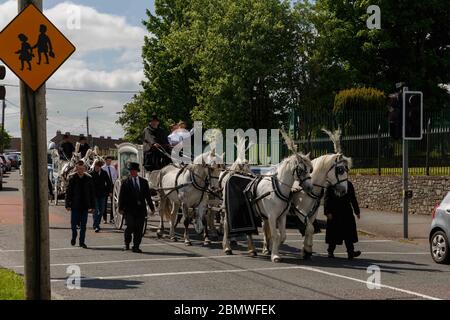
[119,162,155,253]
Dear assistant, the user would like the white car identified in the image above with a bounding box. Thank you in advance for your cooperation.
[430,192,450,264]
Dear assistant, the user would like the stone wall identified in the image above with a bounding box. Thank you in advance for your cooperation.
[350,175,450,215]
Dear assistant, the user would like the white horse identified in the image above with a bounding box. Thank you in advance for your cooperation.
[248,153,313,262]
[291,153,352,259]
[291,129,352,259]
[157,150,220,246]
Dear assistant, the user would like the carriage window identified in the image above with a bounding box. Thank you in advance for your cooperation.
[120,152,138,178]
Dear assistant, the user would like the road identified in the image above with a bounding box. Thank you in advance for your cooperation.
[1,170,449,300]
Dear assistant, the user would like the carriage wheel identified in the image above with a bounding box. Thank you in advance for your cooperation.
[142,217,148,237]
[112,179,124,229]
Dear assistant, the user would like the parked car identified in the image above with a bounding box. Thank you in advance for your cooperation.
[6,153,20,169]
[0,157,3,190]
[0,154,11,172]
[429,192,450,264]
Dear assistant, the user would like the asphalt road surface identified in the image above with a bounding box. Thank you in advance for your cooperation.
[1,171,449,300]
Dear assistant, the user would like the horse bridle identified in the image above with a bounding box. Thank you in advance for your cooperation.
[293,160,312,186]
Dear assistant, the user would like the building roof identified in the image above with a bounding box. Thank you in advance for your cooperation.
[50,131,125,150]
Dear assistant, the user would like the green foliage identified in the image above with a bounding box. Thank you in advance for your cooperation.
[118,0,450,137]
[334,87,386,113]
[0,126,11,151]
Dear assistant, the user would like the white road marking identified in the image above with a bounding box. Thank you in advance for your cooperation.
[7,251,429,269]
[7,255,239,268]
[50,264,441,300]
[0,239,392,253]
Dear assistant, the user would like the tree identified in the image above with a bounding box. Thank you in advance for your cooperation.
[315,0,450,110]
[0,126,11,152]
[165,0,295,130]
[117,0,197,141]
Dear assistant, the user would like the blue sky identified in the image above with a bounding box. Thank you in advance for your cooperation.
[0,0,156,140]
[43,0,155,26]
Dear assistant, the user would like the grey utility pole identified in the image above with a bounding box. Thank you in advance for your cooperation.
[19,0,51,300]
[86,106,103,146]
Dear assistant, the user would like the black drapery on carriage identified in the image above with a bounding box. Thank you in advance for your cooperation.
[225,174,260,235]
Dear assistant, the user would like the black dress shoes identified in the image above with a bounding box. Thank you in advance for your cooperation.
[132,247,143,253]
[71,239,76,246]
[123,244,130,251]
[80,243,88,249]
[348,250,361,260]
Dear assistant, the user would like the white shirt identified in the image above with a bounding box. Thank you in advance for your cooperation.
[102,164,118,183]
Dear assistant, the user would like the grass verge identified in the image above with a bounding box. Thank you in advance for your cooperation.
[0,268,25,300]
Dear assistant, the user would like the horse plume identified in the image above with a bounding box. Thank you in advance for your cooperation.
[322,128,342,154]
[280,127,298,153]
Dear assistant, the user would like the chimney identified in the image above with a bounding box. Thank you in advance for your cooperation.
[100,136,104,139]
[65,132,70,136]
[56,130,61,135]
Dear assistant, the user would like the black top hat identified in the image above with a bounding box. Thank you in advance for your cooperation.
[127,162,140,172]
[150,114,160,122]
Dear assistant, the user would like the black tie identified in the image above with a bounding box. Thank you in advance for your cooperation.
[134,177,139,192]
[107,166,112,180]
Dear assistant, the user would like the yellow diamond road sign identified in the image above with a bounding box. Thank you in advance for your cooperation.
[0,3,76,91]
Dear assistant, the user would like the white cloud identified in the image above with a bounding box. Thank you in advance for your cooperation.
[0,1,148,140]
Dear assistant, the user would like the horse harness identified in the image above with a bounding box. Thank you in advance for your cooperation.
[290,157,349,225]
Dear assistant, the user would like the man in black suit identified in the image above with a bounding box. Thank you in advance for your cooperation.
[119,162,155,253]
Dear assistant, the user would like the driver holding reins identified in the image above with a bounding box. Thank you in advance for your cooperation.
[143,115,172,171]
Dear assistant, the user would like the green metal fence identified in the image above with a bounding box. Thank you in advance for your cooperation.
[286,109,450,176]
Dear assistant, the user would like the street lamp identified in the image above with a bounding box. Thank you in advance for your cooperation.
[86,106,103,147]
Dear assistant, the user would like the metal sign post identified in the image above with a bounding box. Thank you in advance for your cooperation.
[402,89,423,239]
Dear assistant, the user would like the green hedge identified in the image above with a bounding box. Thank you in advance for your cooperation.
[334,87,387,113]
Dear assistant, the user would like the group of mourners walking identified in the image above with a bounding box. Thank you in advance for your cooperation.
[61,114,362,259]
[64,156,118,248]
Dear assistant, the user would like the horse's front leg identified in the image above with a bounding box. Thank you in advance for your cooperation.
[222,209,232,255]
[169,202,180,241]
[262,219,271,256]
[269,215,281,263]
[182,203,192,246]
[278,213,287,245]
[303,213,317,260]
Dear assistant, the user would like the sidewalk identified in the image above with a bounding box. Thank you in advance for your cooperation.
[316,207,431,240]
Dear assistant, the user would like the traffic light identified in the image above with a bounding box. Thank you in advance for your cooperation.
[388,92,402,140]
[0,65,5,100]
[403,91,423,140]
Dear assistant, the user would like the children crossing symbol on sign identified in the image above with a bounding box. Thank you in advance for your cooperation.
[0,4,75,91]
[34,24,55,65]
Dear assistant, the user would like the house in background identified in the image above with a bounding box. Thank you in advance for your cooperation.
[5,137,21,153]
[50,131,125,158]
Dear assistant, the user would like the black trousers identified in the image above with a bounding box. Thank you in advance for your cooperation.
[328,240,355,254]
[124,214,145,248]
